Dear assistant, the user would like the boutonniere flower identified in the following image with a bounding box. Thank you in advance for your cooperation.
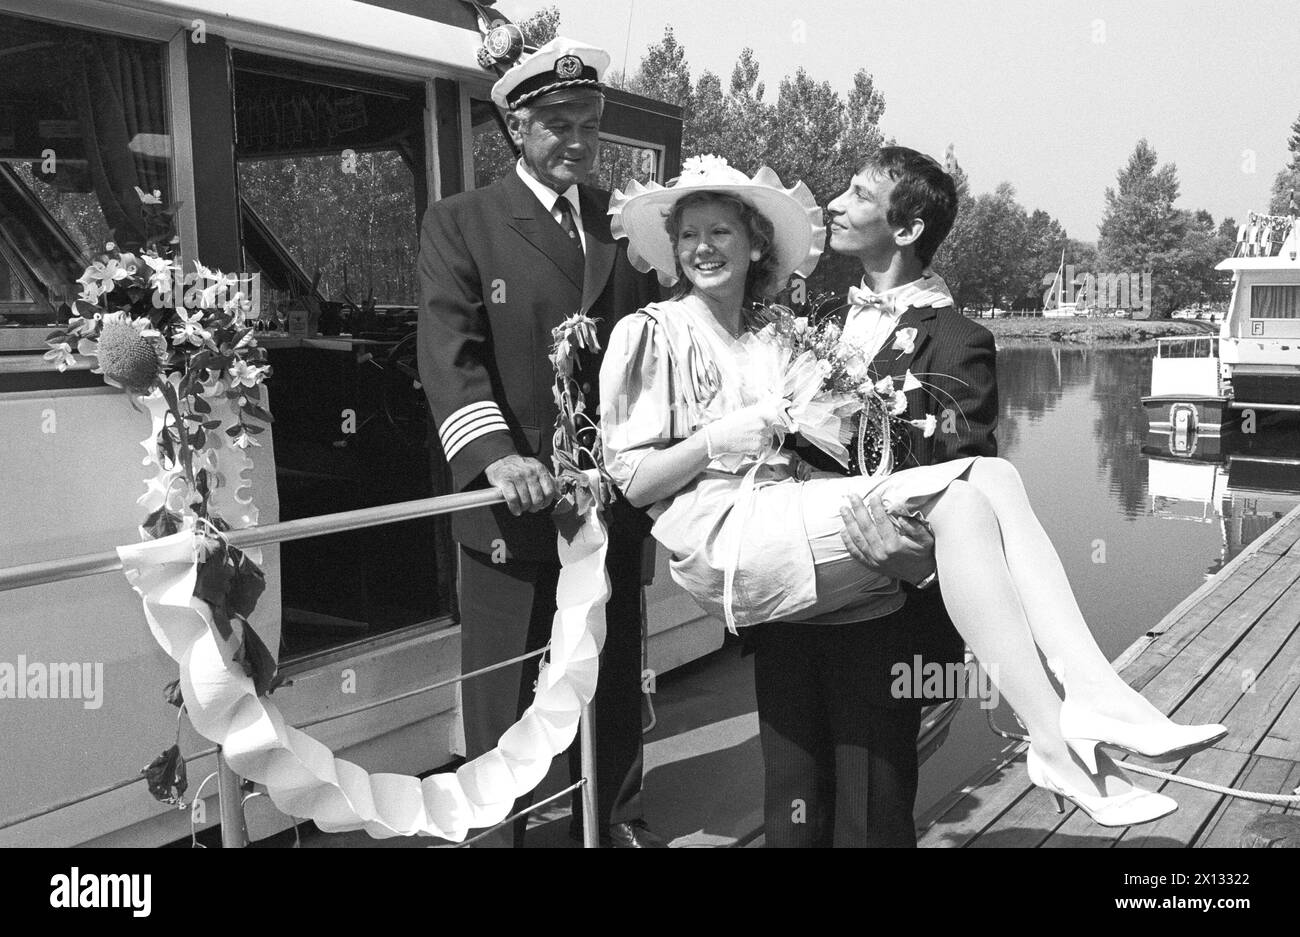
[901,370,923,393]
[893,327,918,355]
[890,389,908,416]
[909,414,938,438]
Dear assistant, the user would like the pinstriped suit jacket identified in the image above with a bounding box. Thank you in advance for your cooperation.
[799,295,1000,702]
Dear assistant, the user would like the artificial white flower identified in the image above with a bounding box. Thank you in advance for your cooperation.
[909,414,938,438]
[142,253,179,293]
[873,375,895,395]
[84,259,132,291]
[43,342,76,371]
[76,268,104,304]
[223,291,252,322]
[184,262,223,308]
[228,359,266,388]
[901,370,923,393]
[232,430,261,449]
[172,309,211,347]
[841,349,869,381]
[890,389,908,416]
[893,326,918,355]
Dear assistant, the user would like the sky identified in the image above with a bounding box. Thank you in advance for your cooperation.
[496,0,1300,243]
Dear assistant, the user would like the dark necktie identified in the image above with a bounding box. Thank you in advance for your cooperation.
[555,197,583,253]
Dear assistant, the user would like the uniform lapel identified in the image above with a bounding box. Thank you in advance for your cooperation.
[578,185,616,315]
[502,172,585,290]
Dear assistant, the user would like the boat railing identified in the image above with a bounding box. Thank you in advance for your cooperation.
[1155,335,1219,359]
[0,488,608,849]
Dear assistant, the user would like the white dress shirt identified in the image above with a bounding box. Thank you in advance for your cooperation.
[515,159,586,252]
[841,272,955,360]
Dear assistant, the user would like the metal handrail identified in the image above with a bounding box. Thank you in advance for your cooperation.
[0,488,504,593]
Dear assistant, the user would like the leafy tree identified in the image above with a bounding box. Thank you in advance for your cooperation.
[1098,140,1185,271]
[1099,140,1230,317]
[1021,208,1069,308]
[627,33,886,295]
[626,27,693,116]
[1269,110,1300,214]
[931,151,977,308]
[957,183,1031,310]
[517,4,560,45]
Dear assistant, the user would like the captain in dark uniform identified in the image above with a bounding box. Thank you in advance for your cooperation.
[416,36,663,847]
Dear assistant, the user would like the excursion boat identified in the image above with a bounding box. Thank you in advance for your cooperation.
[1142,211,1300,441]
[0,0,963,848]
[0,0,698,847]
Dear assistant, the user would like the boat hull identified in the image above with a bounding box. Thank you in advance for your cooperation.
[1142,395,1229,435]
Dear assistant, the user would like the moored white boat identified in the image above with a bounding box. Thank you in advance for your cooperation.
[1142,210,1300,440]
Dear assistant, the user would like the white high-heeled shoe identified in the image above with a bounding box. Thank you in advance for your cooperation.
[1060,699,1228,773]
[1025,748,1178,828]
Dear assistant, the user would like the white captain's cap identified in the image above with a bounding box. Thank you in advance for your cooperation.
[490,36,610,111]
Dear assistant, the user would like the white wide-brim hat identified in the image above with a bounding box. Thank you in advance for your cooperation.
[610,155,825,286]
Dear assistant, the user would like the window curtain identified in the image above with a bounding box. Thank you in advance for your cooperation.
[1252,285,1300,319]
[69,36,170,251]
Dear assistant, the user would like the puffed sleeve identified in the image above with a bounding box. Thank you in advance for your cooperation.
[599,311,681,493]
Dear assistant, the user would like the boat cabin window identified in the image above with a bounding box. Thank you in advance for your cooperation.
[592,139,660,192]
[233,52,427,319]
[1251,285,1300,319]
[470,96,515,189]
[229,52,452,660]
[0,13,172,327]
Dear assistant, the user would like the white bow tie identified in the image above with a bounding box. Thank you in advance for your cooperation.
[847,284,901,316]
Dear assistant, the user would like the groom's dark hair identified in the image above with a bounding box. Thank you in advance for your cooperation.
[858,146,959,267]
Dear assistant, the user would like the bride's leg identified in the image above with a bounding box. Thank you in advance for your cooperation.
[924,481,1126,794]
[956,458,1166,724]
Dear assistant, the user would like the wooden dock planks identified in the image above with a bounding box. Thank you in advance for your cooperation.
[920,505,1300,848]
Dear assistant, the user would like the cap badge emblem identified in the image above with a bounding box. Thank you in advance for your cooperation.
[555,54,583,80]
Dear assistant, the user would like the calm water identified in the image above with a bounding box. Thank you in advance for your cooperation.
[914,344,1300,817]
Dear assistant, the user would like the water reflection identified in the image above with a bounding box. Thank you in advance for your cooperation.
[917,345,1300,817]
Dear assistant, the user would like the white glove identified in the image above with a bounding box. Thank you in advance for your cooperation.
[703,395,795,459]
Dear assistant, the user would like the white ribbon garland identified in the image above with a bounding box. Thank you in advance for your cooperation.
[117,388,610,840]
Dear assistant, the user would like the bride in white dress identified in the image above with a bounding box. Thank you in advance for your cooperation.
[598,157,1226,827]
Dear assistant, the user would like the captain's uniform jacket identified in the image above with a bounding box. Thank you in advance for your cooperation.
[417,169,658,561]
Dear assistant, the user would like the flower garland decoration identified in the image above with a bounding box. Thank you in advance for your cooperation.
[44,194,275,805]
[548,312,614,528]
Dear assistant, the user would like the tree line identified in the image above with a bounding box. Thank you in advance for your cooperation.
[572,8,1298,319]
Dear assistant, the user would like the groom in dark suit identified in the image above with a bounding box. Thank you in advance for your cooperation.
[756,146,999,847]
[417,38,662,847]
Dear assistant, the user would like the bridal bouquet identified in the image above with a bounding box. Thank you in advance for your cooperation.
[756,303,938,478]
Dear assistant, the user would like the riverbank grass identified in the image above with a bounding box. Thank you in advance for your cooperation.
[973,316,1213,347]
